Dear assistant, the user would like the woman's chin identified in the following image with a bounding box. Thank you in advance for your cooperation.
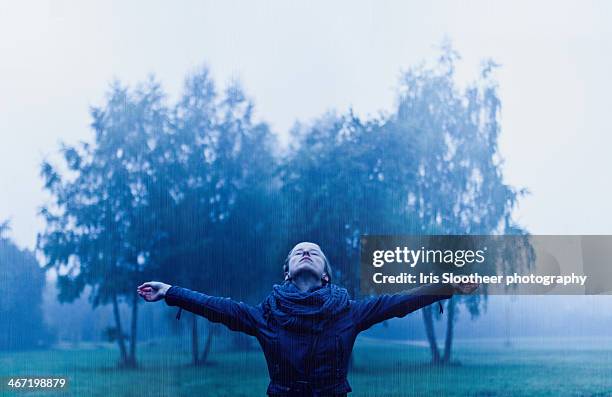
[292,266,320,280]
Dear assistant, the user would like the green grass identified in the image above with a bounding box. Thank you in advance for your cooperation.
[1,337,611,396]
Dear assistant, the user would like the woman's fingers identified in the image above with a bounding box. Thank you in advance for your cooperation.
[137,281,169,302]
[140,292,155,302]
[137,286,152,296]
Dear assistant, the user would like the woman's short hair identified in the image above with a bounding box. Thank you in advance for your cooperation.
[283,245,333,282]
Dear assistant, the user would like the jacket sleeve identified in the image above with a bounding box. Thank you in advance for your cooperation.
[352,283,454,332]
[164,286,261,336]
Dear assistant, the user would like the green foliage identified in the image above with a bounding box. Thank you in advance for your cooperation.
[39,78,170,306]
[149,67,280,298]
[37,67,281,363]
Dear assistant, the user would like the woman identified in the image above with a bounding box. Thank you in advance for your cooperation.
[138,241,478,397]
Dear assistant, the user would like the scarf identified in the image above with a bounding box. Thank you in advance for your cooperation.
[262,281,350,333]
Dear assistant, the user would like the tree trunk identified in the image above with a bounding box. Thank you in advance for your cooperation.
[127,291,139,368]
[192,313,200,366]
[199,322,216,365]
[112,293,128,366]
[442,297,456,364]
[422,305,441,364]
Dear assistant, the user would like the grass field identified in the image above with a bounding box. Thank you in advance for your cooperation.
[1,337,611,397]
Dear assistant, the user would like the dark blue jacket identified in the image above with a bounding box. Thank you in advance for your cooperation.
[165,283,453,396]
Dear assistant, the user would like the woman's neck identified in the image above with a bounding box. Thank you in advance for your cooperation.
[291,272,322,292]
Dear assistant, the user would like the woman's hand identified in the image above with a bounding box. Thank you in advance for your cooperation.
[450,282,480,294]
[137,281,172,302]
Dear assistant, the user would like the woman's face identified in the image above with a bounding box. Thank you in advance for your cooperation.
[286,242,328,281]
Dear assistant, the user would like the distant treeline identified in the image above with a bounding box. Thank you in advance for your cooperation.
[0,222,51,350]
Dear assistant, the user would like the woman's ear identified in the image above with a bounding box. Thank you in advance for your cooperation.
[322,273,330,284]
[284,272,290,281]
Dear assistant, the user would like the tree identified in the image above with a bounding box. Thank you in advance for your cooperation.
[0,221,50,350]
[39,67,281,368]
[151,68,280,365]
[387,45,528,364]
[38,79,170,367]
[149,67,220,366]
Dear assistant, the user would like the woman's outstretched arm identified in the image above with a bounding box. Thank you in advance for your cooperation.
[138,281,261,336]
[352,282,477,332]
